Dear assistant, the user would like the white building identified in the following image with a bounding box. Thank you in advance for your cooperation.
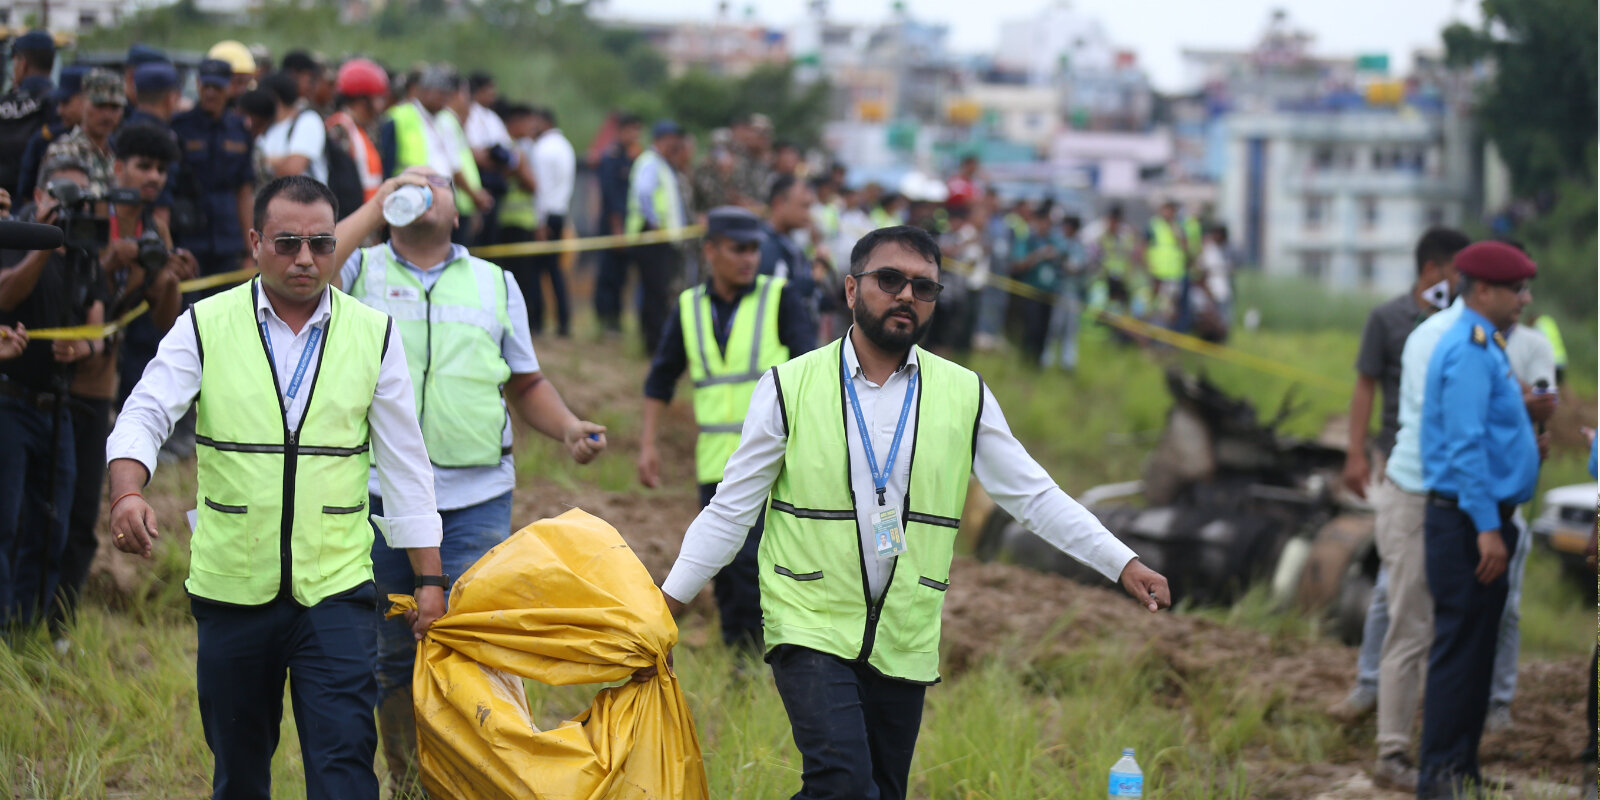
[994,1,1117,86]
[1,0,121,31]
[1218,109,1478,293]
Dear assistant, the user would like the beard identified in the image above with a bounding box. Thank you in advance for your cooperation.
[854,298,932,353]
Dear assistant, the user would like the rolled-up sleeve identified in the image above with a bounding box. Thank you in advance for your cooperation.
[367,323,443,548]
[106,310,203,479]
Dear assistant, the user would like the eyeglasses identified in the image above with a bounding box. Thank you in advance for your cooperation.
[270,234,338,256]
[856,268,944,302]
[422,175,453,189]
[1491,280,1532,296]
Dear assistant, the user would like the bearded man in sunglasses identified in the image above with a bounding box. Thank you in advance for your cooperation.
[106,175,445,800]
[653,225,1172,800]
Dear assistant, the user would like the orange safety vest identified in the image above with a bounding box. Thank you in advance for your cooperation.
[326,111,384,201]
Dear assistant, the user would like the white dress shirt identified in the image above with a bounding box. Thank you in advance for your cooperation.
[339,244,541,511]
[662,333,1138,603]
[107,280,443,549]
[463,102,511,150]
[531,128,576,221]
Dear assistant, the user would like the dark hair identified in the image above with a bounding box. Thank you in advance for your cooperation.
[960,153,978,165]
[773,139,799,154]
[281,50,319,74]
[767,173,801,207]
[113,123,179,165]
[1414,226,1470,274]
[253,175,338,231]
[39,157,90,185]
[1107,204,1124,219]
[238,88,277,120]
[848,225,941,275]
[501,103,535,121]
[1207,222,1230,244]
[616,111,642,127]
[468,71,494,93]
[19,47,54,74]
[1062,215,1082,229]
[532,106,557,126]
[261,72,298,107]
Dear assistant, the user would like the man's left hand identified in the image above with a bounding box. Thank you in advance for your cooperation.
[1118,558,1171,612]
[408,585,446,640]
[564,420,607,464]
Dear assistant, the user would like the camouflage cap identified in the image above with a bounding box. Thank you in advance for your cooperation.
[82,68,126,106]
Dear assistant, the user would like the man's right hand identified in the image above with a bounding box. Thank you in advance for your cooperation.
[637,443,661,488]
[1475,530,1508,584]
[110,494,160,559]
[1340,451,1370,499]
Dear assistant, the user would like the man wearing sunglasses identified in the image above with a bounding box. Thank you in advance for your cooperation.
[637,205,816,655]
[332,164,607,795]
[106,175,446,800]
[1415,241,1544,800]
[654,225,1171,800]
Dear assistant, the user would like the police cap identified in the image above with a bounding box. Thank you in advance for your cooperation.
[13,30,55,54]
[54,66,89,102]
[705,206,763,244]
[1455,241,1537,284]
[126,43,169,67]
[133,62,180,94]
[197,59,233,88]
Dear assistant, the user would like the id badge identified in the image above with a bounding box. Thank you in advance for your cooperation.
[873,507,908,559]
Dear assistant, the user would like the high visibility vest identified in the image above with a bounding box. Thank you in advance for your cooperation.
[1146,217,1184,281]
[501,177,536,230]
[1535,316,1568,368]
[189,280,388,607]
[625,149,683,235]
[1099,229,1131,277]
[327,111,383,201]
[350,247,513,468]
[386,101,431,173]
[761,339,981,683]
[870,206,898,229]
[1183,216,1203,260]
[435,109,482,215]
[679,276,791,484]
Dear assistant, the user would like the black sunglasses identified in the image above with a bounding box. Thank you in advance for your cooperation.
[270,234,338,256]
[857,268,944,302]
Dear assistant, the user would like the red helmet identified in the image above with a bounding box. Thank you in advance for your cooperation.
[336,58,388,98]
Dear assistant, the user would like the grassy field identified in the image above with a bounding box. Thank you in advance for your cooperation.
[2,287,1593,798]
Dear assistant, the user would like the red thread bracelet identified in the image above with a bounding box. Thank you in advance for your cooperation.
[109,491,143,514]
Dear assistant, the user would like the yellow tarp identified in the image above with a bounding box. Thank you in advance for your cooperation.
[387,509,708,800]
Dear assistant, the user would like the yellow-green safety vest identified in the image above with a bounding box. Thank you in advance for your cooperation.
[501,179,536,230]
[435,109,482,215]
[387,101,431,174]
[350,246,514,468]
[625,149,684,235]
[1099,229,1130,277]
[1535,316,1568,368]
[1184,216,1203,260]
[679,275,791,484]
[870,207,898,229]
[1146,217,1184,282]
[190,280,389,607]
[760,339,981,683]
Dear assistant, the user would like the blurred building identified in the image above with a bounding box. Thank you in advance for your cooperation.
[1,0,121,31]
[790,0,957,126]
[618,4,790,79]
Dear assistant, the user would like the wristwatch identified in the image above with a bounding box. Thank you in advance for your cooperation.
[414,574,451,590]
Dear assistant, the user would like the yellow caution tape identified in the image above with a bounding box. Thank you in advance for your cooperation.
[28,266,261,340]
[468,225,705,260]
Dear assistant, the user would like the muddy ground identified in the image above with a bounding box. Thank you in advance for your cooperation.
[87,334,1591,798]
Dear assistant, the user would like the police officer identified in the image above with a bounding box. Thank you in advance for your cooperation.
[0,30,57,197]
[1416,241,1542,799]
[18,66,88,202]
[171,59,256,280]
[637,206,816,651]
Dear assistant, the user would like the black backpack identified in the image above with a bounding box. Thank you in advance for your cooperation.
[288,111,366,220]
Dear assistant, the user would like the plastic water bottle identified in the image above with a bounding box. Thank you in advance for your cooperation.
[383,184,433,227]
[1108,748,1143,798]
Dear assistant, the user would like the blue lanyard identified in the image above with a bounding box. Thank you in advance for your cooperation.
[261,322,322,400]
[842,358,918,506]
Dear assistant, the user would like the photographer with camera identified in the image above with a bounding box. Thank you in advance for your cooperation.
[0,158,107,629]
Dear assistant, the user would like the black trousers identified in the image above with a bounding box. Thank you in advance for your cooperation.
[1020,296,1052,363]
[53,395,110,630]
[698,482,765,649]
[634,241,680,358]
[504,216,571,336]
[769,645,926,800]
[1417,503,1515,798]
[191,584,381,800]
[594,246,628,331]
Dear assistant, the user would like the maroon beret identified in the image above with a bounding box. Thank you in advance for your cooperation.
[1455,241,1536,283]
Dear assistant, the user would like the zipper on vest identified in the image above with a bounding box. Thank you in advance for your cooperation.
[417,285,434,437]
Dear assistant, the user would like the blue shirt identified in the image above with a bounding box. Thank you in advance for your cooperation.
[1420,306,1540,531]
[170,107,256,256]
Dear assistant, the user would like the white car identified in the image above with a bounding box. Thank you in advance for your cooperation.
[1529,482,1598,587]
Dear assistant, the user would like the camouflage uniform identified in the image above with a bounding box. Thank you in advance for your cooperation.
[730,144,771,207]
[41,69,123,198]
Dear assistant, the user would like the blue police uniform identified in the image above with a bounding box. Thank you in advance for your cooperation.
[169,106,255,274]
[1417,305,1539,797]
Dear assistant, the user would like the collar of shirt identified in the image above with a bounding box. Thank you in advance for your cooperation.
[254,277,333,330]
[386,241,469,278]
[841,327,919,386]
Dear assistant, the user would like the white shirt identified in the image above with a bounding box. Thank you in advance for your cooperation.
[339,243,541,510]
[463,102,510,150]
[260,109,328,183]
[1199,241,1231,304]
[107,280,443,549]
[1504,323,1556,390]
[662,333,1138,603]
[532,128,576,220]
[434,108,469,178]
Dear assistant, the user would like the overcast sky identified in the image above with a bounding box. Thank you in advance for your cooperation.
[594,0,1483,92]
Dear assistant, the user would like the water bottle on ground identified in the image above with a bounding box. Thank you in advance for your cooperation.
[383,184,433,227]
[1108,747,1143,798]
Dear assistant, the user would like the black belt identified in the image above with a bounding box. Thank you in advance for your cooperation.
[0,378,66,411]
[1426,492,1516,519]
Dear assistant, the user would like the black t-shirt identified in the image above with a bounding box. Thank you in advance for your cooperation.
[1354,292,1431,458]
[0,207,105,392]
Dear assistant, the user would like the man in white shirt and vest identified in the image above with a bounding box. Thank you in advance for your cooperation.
[627,119,689,358]
[331,164,607,796]
[653,225,1171,800]
[637,206,816,652]
[106,175,446,800]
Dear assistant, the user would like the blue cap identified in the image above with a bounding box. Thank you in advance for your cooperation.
[197,59,232,88]
[705,206,763,244]
[126,43,169,67]
[13,30,55,54]
[652,119,684,139]
[133,62,180,93]
[53,66,88,102]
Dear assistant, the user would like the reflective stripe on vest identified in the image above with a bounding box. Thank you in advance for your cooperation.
[625,150,683,235]
[1146,217,1184,281]
[190,280,388,607]
[760,338,981,683]
[680,275,791,483]
[351,247,513,467]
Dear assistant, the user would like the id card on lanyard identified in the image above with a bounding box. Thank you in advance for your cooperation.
[261,322,322,400]
[843,359,916,559]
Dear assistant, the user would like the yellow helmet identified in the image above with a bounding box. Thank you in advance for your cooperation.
[208,40,255,76]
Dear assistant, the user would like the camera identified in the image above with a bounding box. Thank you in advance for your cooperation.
[135,229,168,273]
[45,179,109,250]
[488,143,514,168]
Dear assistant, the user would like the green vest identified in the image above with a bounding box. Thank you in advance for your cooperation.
[1099,229,1130,277]
[1183,217,1203,260]
[625,150,683,235]
[435,110,481,215]
[350,247,513,468]
[501,179,536,230]
[761,339,982,683]
[1146,217,1184,281]
[1535,316,1568,368]
[190,280,389,607]
[679,276,791,484]
[387,101,431,173]
[870,207,898,229]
